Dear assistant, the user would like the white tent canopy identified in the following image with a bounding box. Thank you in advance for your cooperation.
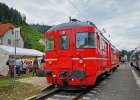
[0,45,44,76]
[0,45,44,57]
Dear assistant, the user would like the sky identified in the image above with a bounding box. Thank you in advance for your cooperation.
[0,0,140,51]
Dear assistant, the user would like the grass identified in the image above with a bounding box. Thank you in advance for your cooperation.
[0,74,32,89]
[0,74,43,100]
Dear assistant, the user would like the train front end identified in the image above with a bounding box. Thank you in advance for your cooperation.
[44,22,97,89]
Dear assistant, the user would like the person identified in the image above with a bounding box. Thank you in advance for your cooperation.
[28,62,33,73]
[6,60,10,76]
[32,57,39,76]
[15,58,22,77]
[23,61,27,74]
[40,55,45,70]
[130,61,133,67]
[8,58,15,77]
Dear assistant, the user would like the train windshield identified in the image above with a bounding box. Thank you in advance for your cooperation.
[76,32,95,48]
[59,35,70,50]
[46,36,54,51]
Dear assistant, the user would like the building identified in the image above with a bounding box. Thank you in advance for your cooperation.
[0,23,24,48]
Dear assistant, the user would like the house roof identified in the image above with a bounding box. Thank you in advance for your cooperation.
[0,23,25,41]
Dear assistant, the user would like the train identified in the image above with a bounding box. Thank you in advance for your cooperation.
[39,21,119,89]
[130,45,140,70]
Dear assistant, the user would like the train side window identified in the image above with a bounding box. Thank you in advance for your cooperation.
[59,35,70,50]
[97,35,100,49]
[101,38,106,55]
[111,48,115,59]
[46,36,54,51]
[76,32,96,48]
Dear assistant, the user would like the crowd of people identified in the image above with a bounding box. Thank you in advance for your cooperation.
[6,55,45,77]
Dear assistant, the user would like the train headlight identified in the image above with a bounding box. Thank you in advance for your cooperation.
[72,78,74,81]
[53,75,56,77]
[79,59,83,64]
[48,60,52,64]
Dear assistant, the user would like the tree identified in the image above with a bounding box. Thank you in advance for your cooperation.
[0,2,27,25]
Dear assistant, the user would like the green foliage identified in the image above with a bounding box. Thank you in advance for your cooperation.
[0,2,26,26]
[0,2,45,52]
[20,25,45,52]
[0,74,31,89]
[119,50,132,61]
[31,24,52,34]
[119,50,128,57]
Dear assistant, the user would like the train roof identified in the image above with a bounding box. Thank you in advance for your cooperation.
[47,22,93,32]
[47,22,118,52]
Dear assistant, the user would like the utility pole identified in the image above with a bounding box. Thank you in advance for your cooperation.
[13,28,20,89]
[69,16,71,22]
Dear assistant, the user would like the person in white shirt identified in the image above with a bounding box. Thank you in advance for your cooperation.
[15,58,22,77]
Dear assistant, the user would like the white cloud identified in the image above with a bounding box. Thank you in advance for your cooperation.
[0,0,140,50]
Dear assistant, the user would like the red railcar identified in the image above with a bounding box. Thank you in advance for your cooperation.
[44,22,119,89]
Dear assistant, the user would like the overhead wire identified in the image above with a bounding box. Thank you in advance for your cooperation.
[27,0,89,24]
[27,1,71,25]
[47,0,70,17]
[26,0,71,25]
[28,0,89,24]
[68,0,88,21]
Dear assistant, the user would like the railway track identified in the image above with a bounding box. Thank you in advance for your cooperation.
[38,87,91,100]
[27,83,103,100]
[27,84,93,100]
[27,73,111,100]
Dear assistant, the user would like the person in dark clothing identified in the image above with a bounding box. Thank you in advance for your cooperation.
[6,58,14,77]
[41,55,45,63]
[32,57,39,76]
[40,55,45,70]
[130,61,133,67]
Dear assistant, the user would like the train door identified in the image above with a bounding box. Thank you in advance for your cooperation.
[97,34,101,72]
[106,42,110,71]
[108,44,112,70]
[101,38,106,71]
[57,29,73,72]
[72,28,97,75]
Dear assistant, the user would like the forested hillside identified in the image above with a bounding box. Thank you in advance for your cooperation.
[0,2,26,26]
[0,2,45,52]
[31,24,52,34]
[20,25,45,52]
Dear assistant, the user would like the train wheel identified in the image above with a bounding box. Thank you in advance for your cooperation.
[95,76,101,85]
[105,71,111,77]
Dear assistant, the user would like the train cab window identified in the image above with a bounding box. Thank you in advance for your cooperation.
[46,36,54,51]
[59,35,70,50]
[76,32,95,48]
